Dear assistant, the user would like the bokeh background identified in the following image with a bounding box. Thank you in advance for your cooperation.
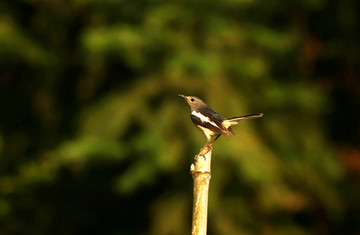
[1,0,360,234]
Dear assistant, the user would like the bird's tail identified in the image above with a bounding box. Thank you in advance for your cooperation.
[222,113,263,127]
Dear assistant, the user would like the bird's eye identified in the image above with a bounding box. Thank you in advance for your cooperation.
[190,98,195,102]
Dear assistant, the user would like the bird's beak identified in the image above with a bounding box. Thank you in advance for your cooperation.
[178,94,191,105]
[178,94,187,99]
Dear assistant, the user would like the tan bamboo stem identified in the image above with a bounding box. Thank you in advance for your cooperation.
[190,145,212,235]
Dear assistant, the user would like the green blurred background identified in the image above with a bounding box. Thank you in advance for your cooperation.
[1,0,360,234]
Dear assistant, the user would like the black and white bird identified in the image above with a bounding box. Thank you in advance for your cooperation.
[179,94,263,146]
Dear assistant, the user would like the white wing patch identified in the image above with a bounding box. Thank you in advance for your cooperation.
[191,110,220,128]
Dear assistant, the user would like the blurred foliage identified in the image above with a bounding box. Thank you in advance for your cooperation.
[1,0,360,234]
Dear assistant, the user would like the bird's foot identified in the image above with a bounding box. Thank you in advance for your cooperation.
[196,144,212,160]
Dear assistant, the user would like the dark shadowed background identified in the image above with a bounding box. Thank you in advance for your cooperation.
[1,0,360,234]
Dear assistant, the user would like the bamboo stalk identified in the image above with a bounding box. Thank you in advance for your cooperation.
[190,145,212,235]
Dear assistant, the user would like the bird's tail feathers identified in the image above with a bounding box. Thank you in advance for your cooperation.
[223,113,263,127]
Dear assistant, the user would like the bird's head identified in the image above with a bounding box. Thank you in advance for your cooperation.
[178,94,207,110]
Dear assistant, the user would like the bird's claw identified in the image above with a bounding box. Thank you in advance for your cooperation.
[196,144,212,160]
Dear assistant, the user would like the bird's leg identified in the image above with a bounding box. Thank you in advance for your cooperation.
[197,138,214,160]
[208,134,221,146]
[198,134,221,160]
[204,134,220,150]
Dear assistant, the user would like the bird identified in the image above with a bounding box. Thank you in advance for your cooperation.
[179,94,263,147]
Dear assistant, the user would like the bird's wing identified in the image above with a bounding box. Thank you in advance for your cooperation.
[195,107,226,130]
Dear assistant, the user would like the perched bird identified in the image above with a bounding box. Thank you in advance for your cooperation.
[179,94,263,146]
